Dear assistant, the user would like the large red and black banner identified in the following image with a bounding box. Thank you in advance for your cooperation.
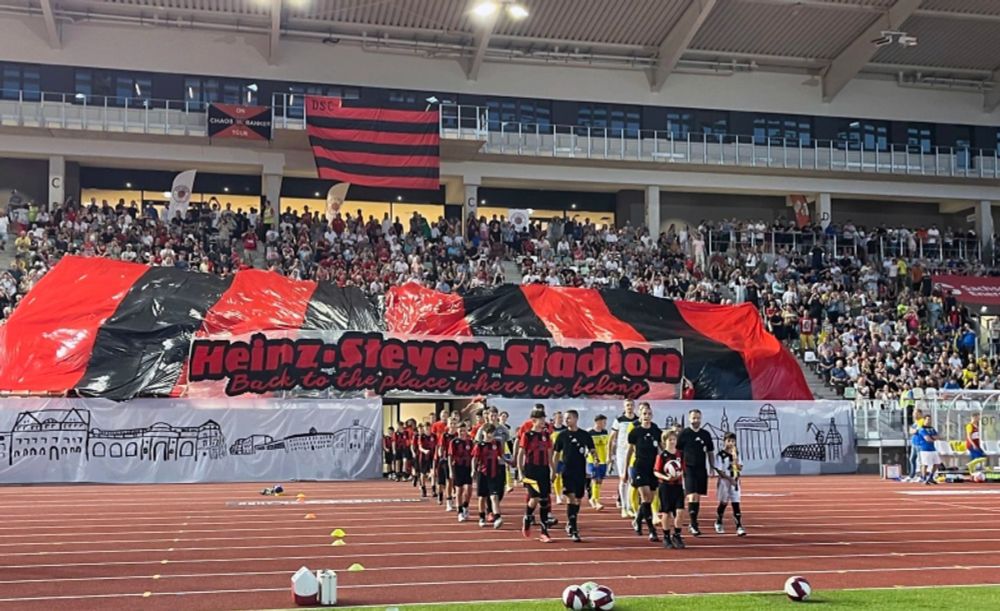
[304,96,440,191]
[207,104,272,140]
[0,257,811,402]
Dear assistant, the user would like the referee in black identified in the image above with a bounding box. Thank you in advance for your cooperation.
[551,409,596,542]
[677,408,716,536]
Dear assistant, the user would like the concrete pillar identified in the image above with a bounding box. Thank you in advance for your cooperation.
[976,200,993,258]
[262,173,282,224]
[818,192,832,230]
[48,155,65,210]
[464,182,479,232]
[645,185,661,236]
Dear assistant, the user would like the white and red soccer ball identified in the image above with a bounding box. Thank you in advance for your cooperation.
[561,585,588,610]
[562,583,614,610]
[784,575,812,601]
[588,585,615,610]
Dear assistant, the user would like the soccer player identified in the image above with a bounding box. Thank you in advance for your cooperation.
[654,429,686,549]
[519,408,554,542]
[550,411,567,504]
[588,415,610,511]
[552,409,596,542]
[915,414,940,485]
[449,423,475,521]
[472,423,506,529]
[609,400,638,518]
[383,427,394,479]
[430,409,450,439]
[499,410,515,492]
[625,403,662,542]
[967,412,987,473]
[470,404,487,439]
[392,421,408,481]
[437,416,459,509]
[715,432,746,537]
[677,408,715,536]
[415,423,437,499]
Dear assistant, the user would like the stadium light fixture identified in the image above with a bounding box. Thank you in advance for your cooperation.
[507,3,528,19]
[246,83,259,92]
[473,1,498,18]
[397,195,403,201]
[480,199,487,205]
[162,191,171,198]
[224,187,230,193]
[125,182,132,188]
[314,192,321,197]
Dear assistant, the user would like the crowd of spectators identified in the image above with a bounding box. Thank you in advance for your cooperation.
[2,195,999,402]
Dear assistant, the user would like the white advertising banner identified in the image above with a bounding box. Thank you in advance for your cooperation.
[0,397,382,484]
[486,399,856,476]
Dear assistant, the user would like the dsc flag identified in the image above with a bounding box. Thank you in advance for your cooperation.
[304,96,439,191]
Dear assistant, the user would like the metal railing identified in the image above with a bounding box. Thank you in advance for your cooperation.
[702,229,983,262]
[0,89,207,136]
[3,89,1000,182]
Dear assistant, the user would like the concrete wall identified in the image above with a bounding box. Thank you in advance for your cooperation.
[0,16,997,127]
[0,158,48,208]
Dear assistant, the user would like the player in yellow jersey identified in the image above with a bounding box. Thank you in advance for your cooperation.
[587,414,610,511]
[550,411,568,504]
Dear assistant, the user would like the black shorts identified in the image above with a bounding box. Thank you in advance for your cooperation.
[416,454,433,475]
[393,448,404,462]
[476,472,504,498]
[436,460,449,485]
[383,450,393,464]
[684,465,709,496]
[657,483,685,514]
[453,465,472,487]
[523,465,552,499]
[631,462,656,489]
[402,448,414,463]
[561,467,587,499]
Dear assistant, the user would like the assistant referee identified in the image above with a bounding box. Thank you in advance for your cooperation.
[677,409,716,537]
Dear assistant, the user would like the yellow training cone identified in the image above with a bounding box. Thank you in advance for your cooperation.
[331,539,346,546]
[347,563,365,572]
[304,513,317,520]
[330,528,346,538]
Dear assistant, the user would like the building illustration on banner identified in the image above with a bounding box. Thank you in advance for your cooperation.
[229,420,377,456]
[663,404,780,462]
[781,418,845,462]
[4,409,226,465]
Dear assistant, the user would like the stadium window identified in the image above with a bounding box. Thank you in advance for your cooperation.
[388,90,419,106]
[184,77,257,111]
[665,110,692,138]
[906,124,933,153]
[484,98,551,132]
[753,114,811,146]
[578,103,639,137]
[74,70,151,107]
[837,119,888,152]
[1,63,41,101]
[696,110,728,137]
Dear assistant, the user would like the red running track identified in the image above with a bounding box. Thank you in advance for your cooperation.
[0,475,999,610]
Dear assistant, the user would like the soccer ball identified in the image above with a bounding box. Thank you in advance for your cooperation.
[588,585,615,610]
[580,581,600,595]
[972,471,987,483]
[561,585,587,610]
[664,459,682,480]
[784,576,811,601]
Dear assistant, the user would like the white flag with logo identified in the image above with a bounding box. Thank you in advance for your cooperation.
[326,182,350,222]
[167,170,197,220]
[509,208,530,233]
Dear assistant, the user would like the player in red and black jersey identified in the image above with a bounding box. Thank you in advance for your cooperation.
[449,423,475,522]
[415,423,437,499]
[518,407,555,542]
[654,429,686,549]
[404,419,418,487]
[383,427,394,479]
[437,416,459,510]
[392,421,408,481]
[471,423,506,529]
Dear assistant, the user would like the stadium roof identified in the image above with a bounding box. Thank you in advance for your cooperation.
[10,0,1000,109]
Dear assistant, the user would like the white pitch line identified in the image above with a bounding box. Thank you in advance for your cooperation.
[0,517,994,549]
[2,534,998,567]
[3,547,1000,587]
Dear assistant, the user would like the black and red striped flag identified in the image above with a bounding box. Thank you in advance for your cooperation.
[305,96,440,191]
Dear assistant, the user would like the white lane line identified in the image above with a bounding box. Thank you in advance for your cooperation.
[2,535,997,569]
